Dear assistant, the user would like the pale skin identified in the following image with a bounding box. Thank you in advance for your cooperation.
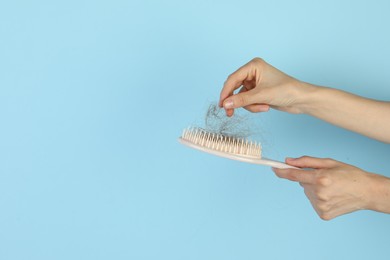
[219,57,390,220]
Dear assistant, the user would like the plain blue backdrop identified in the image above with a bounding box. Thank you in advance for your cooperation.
[1,0,389,259]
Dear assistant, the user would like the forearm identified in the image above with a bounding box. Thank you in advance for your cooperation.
[298,82,390,143]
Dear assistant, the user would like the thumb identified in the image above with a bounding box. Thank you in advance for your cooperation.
[223,90,258,109]
[286,156,337,169]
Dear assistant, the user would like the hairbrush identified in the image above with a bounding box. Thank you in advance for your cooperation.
[178,127,297,169]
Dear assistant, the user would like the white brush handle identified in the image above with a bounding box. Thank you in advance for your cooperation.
[179,138,298,169]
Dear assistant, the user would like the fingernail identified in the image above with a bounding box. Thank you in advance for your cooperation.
[224,100,233,109]
[286,157,296,161]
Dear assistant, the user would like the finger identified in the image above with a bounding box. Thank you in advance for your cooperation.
[227,105,269,116]
[238,85,248,93]
[222,89,258,109]
[236,87,270,113]
[219,62,253,107]
[272,167,316,184]
[285,156,337,169]
[225,108,234,117]
[243,104,270,113]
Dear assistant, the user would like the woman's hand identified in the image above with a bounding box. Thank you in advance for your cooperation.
[221,58,390,219]
[219,57,312,117]
[220,57,390,142]
[273,156,390,220]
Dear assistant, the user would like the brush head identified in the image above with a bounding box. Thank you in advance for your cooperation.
[180,127,261,158]
[179,127,298,169]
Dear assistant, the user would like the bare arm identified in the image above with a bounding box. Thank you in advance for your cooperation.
[219,58,390,219]
[219,58,390,143]
[273,156,390,220]
[300,84,390,143]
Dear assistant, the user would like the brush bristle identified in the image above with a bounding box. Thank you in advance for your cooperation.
[181,127,261,158]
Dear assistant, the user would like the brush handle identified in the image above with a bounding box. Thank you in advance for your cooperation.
[245,157,299,169]
[179,138,298,169]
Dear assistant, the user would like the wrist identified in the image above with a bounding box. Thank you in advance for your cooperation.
[365,173,390,214]
[292,81,322,114]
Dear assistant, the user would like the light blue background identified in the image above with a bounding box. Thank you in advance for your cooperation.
[1,0,389,259]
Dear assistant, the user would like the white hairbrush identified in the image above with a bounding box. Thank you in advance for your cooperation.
[178,127,297,169]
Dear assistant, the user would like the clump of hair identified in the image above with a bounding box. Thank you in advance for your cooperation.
[203,103,253,139]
